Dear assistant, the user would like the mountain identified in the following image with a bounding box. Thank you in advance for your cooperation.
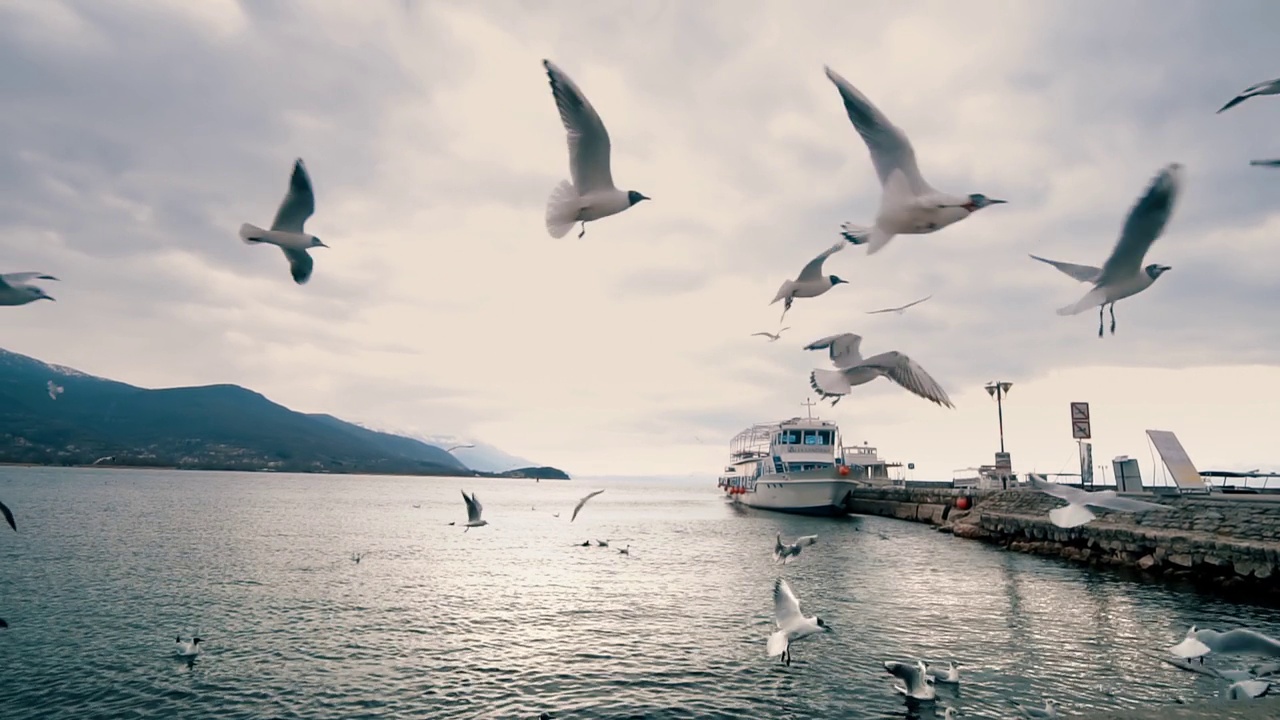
[0,348,566,478]
[403,434,538,473]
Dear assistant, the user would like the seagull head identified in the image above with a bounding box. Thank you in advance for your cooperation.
[1145,263,1171,280]
[193,638,203,645]
[816,617,833,633]
[627,190,650,206]
[828,275,849,286]
[309,236,328,249]
[963,193,1006,211]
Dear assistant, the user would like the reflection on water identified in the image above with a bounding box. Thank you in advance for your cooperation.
[2,467,1280,719]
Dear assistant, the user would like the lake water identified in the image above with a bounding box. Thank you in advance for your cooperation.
[2,467,1279,719]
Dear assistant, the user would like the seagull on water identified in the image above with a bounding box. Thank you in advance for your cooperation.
[805,333,953,408]
[925,660,960,684]
[618,544,630,555]
[571,489,604,522]
[770,242,848,322]
[866,295,932,315]
[0,499,14,531]
[767,578,832,666]
[459,490,489,531]
[1011,699,1058,719]
[239,158,327,285]
[1027,474,1169,528]
[1218,77,1280,114]
[884,660,936,700]
[1031,163,1181,338]
[174,636,203,657]
[1170,626,1280,663]
[1250,159,1280,168]
[595,539,609,547]
[542,59,649,239]
[773,533,818,564]
[0,272,57,306]
[47,380,63,400]
[752,326,791,342]
[824,66,1005,256]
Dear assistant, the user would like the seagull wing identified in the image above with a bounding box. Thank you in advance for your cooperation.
[0,499,14,531]
[1081,491,1169,514]
[1095,163,1182,288]
[795,241,846,282]
[1028,474,1089,504]
[858,351,954,408]
[543,59,614,194]
[803,333,864,369]
[1028,255,1102,284]
[1210,629,1280,656]
[570,489,604,522]
[270,158,316,233]
[884,661,930,695]
[462,490,483,523]
[750,332,776,339]
[1230,680,1272,699]
[867,294,932,314]
[280,248,314,285]
[824,66,934,195]
[773,578,803,629]
[1250,159,1280,168]
[0,272,58,286]
[795,535,818,547]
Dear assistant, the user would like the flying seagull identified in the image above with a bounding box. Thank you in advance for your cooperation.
[1218,77,1280,114]
[805,333,953,408]
[751,326,791,342]
[773,533,818,564]
[445,444,475,453]
[866,295,932,315]
[1250,159,1280,168]
[1032,162,1181,337]
[0,272,58,306]
[459,490,489,531]
[824,66,1005,256]
[770,241,848,322]
[47,380,64,401]
[239,158,327,285]
[1170,626,1280,662]
[1027,474,1169,528]
[766,578,832,666]
[571,489,604,522]
[883,660,937,701]
[0,499,14,531]
[542,59,649,239]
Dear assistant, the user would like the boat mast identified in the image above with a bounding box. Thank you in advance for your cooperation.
[801,398,817,420]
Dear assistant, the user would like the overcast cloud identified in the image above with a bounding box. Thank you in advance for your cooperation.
[3,0,1280,481]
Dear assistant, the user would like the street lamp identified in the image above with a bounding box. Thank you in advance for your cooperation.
[984,381,1013,453]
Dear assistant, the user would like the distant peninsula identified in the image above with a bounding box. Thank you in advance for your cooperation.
[0,348,570,480]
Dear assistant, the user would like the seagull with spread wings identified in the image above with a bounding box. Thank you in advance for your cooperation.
[770,242,849,323]
[883,660,937,701]
[751,326,791,342]
[1027,474,1169,528]
[866,295,932,315]
[239,158,327,285]
[766,578,832,666]
[459,491,489,532]
[773,533,818,564]
[1218,77,1280,114]
[804,333,953,408]
[0,272,57,306]
[570,489,604,522]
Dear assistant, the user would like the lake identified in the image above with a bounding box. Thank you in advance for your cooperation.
[1,467,1278,719]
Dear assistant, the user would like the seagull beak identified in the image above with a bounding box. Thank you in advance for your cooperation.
[988,198,1008,205]
[41,296,55,302]
[1161,265,1172,272]
[640,194,651,202]
[316,241,329,248]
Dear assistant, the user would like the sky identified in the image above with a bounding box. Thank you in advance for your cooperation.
[3,0,1280,481]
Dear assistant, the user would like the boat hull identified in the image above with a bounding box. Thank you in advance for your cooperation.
[731,474,856,516]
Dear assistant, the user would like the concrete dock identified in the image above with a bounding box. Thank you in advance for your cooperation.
[1074,696,1280,718]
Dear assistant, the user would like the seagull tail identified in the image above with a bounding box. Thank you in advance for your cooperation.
[1056,287,1107,316]
[766,630,789,657]
[864,227,894,255]
[545,180,581,239]
[239,223,269,244]
[840,222,872,246]
[1049,504,1096,528]
[810,368,851,401]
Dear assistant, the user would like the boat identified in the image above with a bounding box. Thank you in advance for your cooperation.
[716,403,902,516]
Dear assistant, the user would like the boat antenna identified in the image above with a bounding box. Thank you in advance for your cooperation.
[801,398,817,419]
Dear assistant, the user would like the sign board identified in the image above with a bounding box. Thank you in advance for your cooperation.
[1079,441,1094,486]
[1070,402,1090,421]
[1072,420,1092,439]
[994,452,1011,470]
[1146,430,1208,492]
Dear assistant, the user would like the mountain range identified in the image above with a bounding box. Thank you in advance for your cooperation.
[0,348,568,479]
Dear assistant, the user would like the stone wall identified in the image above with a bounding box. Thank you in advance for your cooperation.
[845,486,1280,599]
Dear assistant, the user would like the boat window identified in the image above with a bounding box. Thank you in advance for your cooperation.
[780,430,801,445]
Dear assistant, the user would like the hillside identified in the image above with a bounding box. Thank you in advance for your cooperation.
[0,348,567,478]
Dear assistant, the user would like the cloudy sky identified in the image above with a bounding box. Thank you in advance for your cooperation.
[3,0,1280,481]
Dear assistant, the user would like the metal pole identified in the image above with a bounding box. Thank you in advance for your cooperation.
[996,387,1006,453]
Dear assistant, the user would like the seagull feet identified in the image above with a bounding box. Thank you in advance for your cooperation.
[1109,304,1117,335]
[577,222,587,239]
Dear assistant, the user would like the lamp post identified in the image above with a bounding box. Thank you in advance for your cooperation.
[984,381,1013,453]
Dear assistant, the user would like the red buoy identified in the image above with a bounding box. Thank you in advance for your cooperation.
[956,496,972,510]
[838,466,850,477]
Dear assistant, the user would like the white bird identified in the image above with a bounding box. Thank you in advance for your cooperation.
[805,333,953,408]
[866,295,932,315]
[459,490,488,531]
[773,533,818,564]
[925,660,960,684]
[445,444,475,453]
[1011,699,1058,719]
[0,272,58,306]
[47,381,64,401]
[1170,626,1280,662]
[1218,77,1280,114]
[751,326,791,342]
[1228,679,1272,701]
[1250,159,1280,168]
[571,489,604,522]
[766,578,832,666]
[884,660,937,700]
[542,59,649,239]
[1032,163,1181,338]
[939,707,962,720]
[174,636,203,657]
[1027,475,1169,528]
[824,66,1005,256]
[770,242,849,322]
[595,539,609,547]
[239,158,327,285]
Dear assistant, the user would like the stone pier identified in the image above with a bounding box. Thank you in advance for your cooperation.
[845,486,1280,599]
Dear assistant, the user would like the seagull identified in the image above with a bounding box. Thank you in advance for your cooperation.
[1227,679,1272,701]
[751,326,791,342]
[767,578,832,666]
[445,444,475,453]
[351,552,364,564]
[459,490,488,531]
[925,660,960,684]
[47,380,63,401]
[805,333,953,408]
[1250,159,1280,168]
[1011,699,1058,718]
[238,158,327,285]
[866,295,932,315]
[1032,163,1181,338]
[174,636,203,657]
[884,660,937,700]
[773,533,818,564]
[0,499,14,531]
[1218,77,1280,114]
[940,708,962,720]
[571,489,604,522]
[1027,474,1169,528]
[1170,626,1280,663]
[0,272,58,306]
[618,545,630,555]
[542,59,649,239]
[595,539,609,547]
[770,241,848,322]
[824,66,1005,256]
[0,618,7,629]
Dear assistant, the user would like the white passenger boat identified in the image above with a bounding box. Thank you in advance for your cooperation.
[716,405,901,516]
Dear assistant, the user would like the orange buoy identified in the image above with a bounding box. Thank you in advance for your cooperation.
[838,465,850,477]
[956,496,972,510]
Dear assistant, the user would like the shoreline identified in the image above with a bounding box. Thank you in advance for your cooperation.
[0,462,571,480]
